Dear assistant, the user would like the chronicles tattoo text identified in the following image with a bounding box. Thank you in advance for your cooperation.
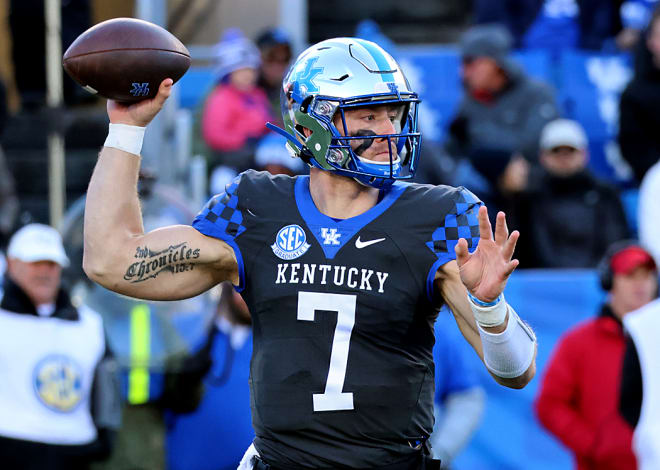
[124,242,200,283]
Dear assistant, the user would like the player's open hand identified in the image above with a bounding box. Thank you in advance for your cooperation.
[455,206,519,302]
[107,78,173,127]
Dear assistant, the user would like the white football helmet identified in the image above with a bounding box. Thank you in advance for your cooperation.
[267,37,421,188]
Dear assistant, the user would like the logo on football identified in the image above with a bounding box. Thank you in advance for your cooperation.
[130,83,150,96]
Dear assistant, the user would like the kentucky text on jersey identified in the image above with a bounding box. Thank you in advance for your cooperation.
[275,263,389,293]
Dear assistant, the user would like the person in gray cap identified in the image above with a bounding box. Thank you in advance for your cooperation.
[0,224,119,470]
[503,119,630,268]
[445,24,559,218]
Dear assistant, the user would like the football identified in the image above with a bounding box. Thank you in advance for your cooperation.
[62,17,191,102]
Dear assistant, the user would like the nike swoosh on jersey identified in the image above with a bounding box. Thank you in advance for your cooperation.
[355,237,386,249]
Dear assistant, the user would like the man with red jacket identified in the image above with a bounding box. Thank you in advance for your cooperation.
[535,242,658,470]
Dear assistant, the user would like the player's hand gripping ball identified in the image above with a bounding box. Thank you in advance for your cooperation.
[62,17,190,103]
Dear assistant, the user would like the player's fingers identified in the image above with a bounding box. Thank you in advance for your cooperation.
[503,258,520,277]
[494,211,509,246]
[154,78,173,103]
[455,238,470,266]
[160,78,174,90]
[478,205,493,241]
[502,230,519,261]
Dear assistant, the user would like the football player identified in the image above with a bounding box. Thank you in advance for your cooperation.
[84,38,537,470]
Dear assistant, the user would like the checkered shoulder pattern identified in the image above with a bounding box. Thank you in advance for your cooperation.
[425,187,482,265]
[192,174,247,242]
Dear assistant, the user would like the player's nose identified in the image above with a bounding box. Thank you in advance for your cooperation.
[376,117,396,138]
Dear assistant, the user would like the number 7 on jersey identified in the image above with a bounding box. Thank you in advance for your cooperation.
[297,291,356,412]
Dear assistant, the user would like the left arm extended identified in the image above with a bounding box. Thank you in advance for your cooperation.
[435,207,537,389]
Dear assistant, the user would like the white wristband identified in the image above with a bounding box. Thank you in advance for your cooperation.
[104,123,146,156]
[467,293,507,327]
[478,306,536,378]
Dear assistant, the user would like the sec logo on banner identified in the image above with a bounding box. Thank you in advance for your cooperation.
[33,355,83,412]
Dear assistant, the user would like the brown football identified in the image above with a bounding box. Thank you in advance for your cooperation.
[62,17,191,102]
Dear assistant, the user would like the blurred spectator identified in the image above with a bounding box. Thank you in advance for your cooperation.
[0,224,119,470]
[638,160,660,262]
[446,24,558,214]
[535,241,657,470]
[166,282,254,470]
[617,0,659,50]
[201,28,273,174]
[620,296,660,470]
[254,133,306,176]
[0,146,18,248]
[504,119,629,268]
[430,311,485,468]
[0,77,18,248]
[473,0,622,51]
[619,5,660,183]
[255,27,293,126]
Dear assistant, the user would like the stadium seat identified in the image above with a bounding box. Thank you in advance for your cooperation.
[512,48,554,85]
[556,50,634,184]
[620,187,640,237]
[175,67,216,110]
[397,47,462,142]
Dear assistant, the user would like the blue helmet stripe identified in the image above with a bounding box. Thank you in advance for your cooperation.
[354,38,395,83]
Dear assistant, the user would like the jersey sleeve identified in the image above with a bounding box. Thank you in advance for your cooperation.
[191,173,248,290]
[424,186,482,300]
[426,186,482,264]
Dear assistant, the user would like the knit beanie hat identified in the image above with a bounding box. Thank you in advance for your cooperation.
[214,28,261,80]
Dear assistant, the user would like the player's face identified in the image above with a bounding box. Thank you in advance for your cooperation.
[333,105,401,162]
[7,258,62,306]
[611,266,658,318]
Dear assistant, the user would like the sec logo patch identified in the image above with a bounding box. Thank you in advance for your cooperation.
[272,224,311,260]
[33,355,83,412]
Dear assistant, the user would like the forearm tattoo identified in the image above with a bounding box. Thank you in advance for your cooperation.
[124,242,200,283]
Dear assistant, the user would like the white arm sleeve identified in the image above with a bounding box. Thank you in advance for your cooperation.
[478,305,536,379]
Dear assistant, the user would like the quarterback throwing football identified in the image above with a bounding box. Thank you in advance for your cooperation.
[84,38,536,470]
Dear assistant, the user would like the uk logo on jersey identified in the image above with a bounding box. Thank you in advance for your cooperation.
[321,228,341,245]
[272,224,311,260]
[33,355,83,412]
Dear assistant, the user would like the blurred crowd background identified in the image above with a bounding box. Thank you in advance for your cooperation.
[0,0,659,469]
